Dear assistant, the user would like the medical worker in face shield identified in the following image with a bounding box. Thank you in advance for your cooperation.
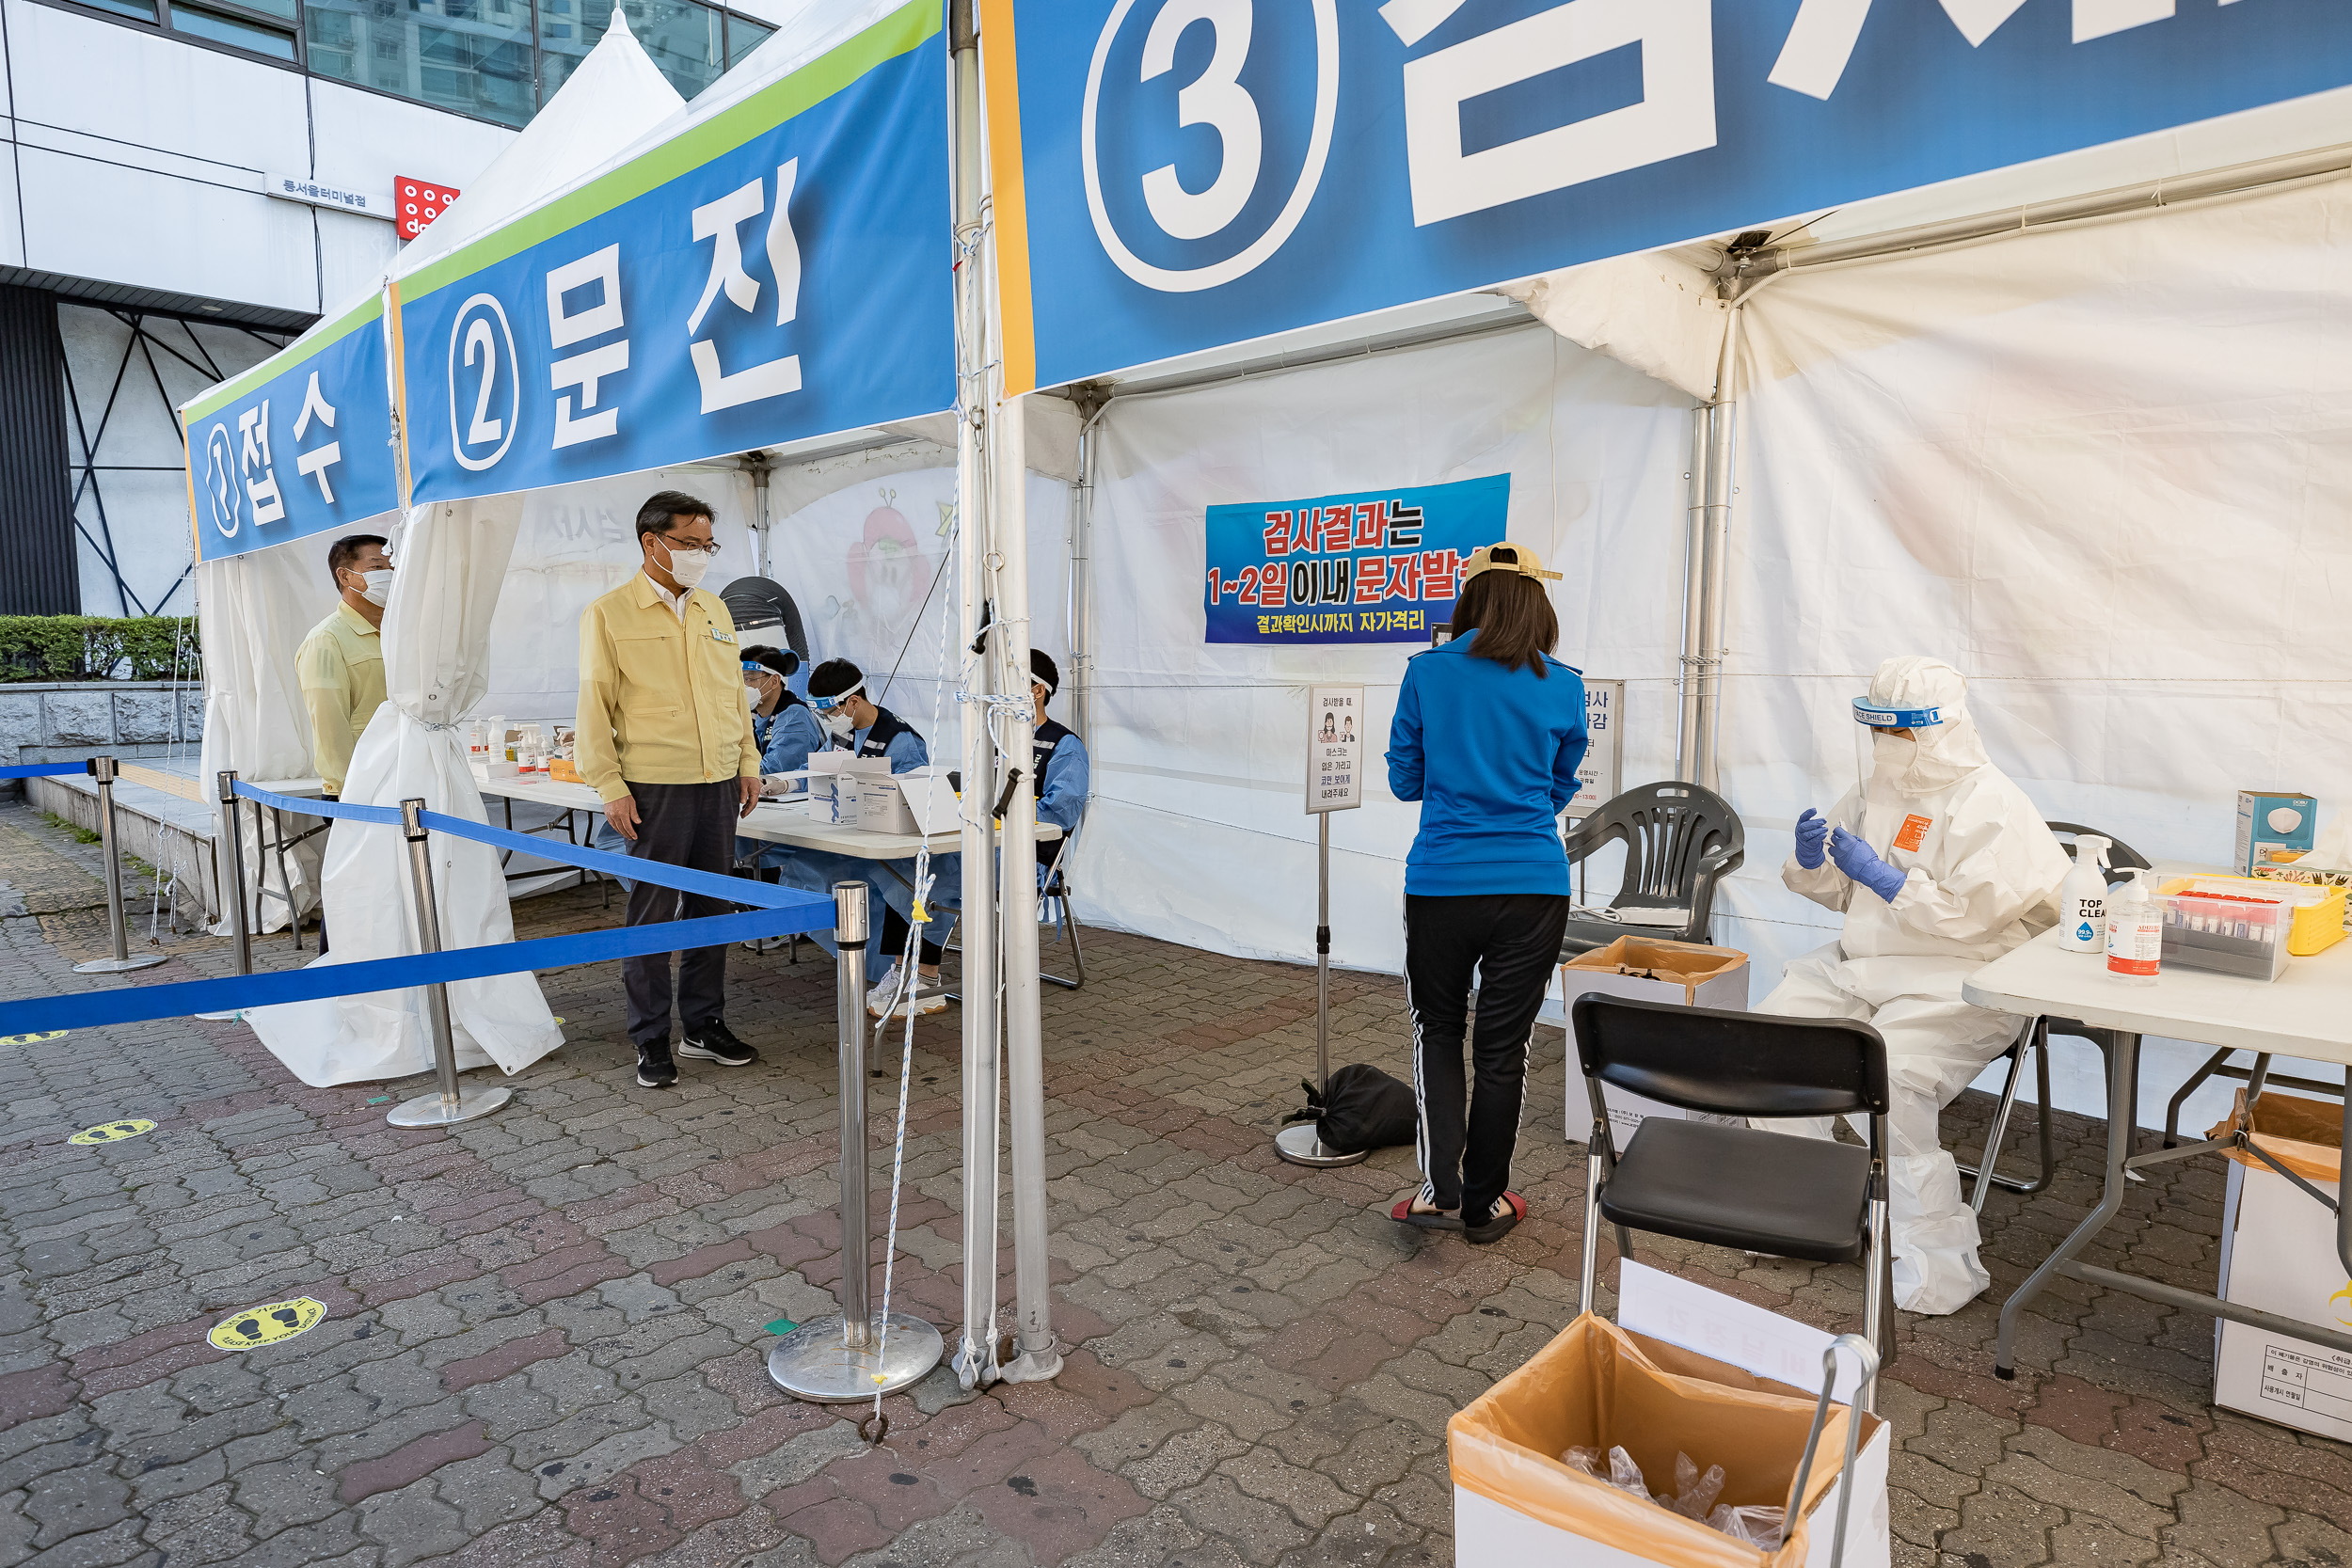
[1766,657,2072,1316]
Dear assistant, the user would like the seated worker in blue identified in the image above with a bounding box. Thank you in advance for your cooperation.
[746,647,822,775]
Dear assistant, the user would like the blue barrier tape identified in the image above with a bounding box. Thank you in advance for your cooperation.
[0,762,97,780]
[230,780,404,825]
[417,809,803,910]
[0,899,835,1036]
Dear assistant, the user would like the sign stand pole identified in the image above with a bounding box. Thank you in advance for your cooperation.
[1278,691,1368,1169]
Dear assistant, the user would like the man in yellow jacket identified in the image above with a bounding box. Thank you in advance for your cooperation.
[295,533,391,798]
[577,492,762,1088]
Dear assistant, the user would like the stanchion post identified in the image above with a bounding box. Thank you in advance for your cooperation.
[769,881,943,1402]
[1276,811,1368,1167]
[73,756,167,975]
[386,799,511,1129]
[216,771,253,976]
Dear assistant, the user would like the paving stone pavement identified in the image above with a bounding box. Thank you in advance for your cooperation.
[0,798,2348,1567]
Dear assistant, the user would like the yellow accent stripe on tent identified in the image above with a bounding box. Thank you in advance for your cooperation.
[399,0,941,305]
[182,293,384,423]
[978,0,1035,397]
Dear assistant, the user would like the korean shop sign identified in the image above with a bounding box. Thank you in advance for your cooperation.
[1203,473,1506,644]
[396,0,952,506]
[181,293,397,563]
[979,0,2352,393]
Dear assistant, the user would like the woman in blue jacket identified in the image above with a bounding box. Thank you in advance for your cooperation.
[1387,544,1587,1243]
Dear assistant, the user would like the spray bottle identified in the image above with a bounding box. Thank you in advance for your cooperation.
[2105,868,2163,986]
[2058,836,2111,954]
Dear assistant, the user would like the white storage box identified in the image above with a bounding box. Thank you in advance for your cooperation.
[1563,939,1751,1145]
[2210,1093,2352,1442]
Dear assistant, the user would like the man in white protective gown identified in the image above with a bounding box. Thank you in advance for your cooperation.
[1765,657,2072,1315]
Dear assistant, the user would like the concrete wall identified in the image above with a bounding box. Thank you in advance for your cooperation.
[0,681,203,765]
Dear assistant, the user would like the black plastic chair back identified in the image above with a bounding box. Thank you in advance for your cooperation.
[1572,993,1889,1120]
[1560,782,1745,951]
[2045,820,2150,879]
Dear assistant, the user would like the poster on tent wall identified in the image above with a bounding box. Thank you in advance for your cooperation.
[181,295,398,562]
[396,0,952,505]
[977,0,2352,392]
[1203,474,1504,644]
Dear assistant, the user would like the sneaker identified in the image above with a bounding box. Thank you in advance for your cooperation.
[866,963,905,1018]
[679,1021,755,1067]
[635,1041,677,1088]
[881,980,949,1020]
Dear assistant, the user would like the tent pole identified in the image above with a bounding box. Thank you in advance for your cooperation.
[1688,277,1778,793]
[1069,390,1107,746]
[1675,404,1708,783]
[949,0,1004,1393]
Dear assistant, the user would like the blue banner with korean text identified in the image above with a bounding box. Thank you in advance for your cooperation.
[395,0,951,507]
[1203,474,1507,644]
[182,296,399,563]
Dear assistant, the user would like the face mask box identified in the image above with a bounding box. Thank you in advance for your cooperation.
[1562,939,1750,1143]
[2208,1092,2352,1443]
[2237,791,2317,873]
[806,753,890,824]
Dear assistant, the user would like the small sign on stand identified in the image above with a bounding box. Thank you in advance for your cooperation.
[1569,678,1624,824]
[1278,686,1371,1169]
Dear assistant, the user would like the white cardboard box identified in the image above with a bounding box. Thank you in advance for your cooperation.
[1452,1263,1890,1568]
[2214,1157,2352,1441]
[1561,940,1751,1145]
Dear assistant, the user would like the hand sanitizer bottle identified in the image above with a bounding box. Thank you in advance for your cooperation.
[2105,868,2163,985]
[2058,835,2111,954]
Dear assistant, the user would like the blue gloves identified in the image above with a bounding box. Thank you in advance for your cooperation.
[1829,826,1909,904]
[1794,808,1829,869]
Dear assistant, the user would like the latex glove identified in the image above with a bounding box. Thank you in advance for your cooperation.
[1829,827,1909,904]
[1793,808,1829,869]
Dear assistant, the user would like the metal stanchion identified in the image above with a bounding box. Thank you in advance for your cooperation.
[770,881,944,1402]
[385,799,511,1129]
[194,770,253,1021]
[1277,813,1368,1167]
[72,756,167,975]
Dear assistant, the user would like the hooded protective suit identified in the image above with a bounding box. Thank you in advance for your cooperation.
[1763,657,2072,1315]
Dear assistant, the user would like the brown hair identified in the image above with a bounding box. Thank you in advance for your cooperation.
[1450,568,1558,677]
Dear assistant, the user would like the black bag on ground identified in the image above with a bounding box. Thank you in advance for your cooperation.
[1283,1065,1417,1153]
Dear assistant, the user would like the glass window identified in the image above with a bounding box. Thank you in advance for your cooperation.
[724,11,770,66]
[304,0,535,126]
[541,0,722,104]
[170,1,296,55]
[79,0,162,22]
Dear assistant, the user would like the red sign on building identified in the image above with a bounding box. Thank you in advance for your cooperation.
[396,179,458,241]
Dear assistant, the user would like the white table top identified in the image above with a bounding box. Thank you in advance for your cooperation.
[475,772,1058,863]
[247,777,326,798]
[1963,863,2352,1067]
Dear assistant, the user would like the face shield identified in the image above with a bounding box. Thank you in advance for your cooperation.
[1851,696,1947,824]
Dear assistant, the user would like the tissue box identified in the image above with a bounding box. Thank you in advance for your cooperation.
[2238,791,2318,872]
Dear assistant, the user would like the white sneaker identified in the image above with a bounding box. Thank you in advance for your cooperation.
[866,963,904,1018]
[884,984,948,1020]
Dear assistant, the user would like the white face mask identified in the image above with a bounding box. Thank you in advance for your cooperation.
[351,568,393,607]
[1872,731,1918,772]
[658,535,713,593]
[819,709,856,740]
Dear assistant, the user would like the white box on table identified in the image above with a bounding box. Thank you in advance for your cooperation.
[2211,1093,2352,1442]
[1562,938,1751,1145]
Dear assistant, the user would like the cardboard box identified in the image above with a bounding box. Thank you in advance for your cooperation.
[1450,1269,1888,1568]
[1563,939,1751,1144]
[2237,791,2318,873]
[807,753,891,823]
[2210,1093,2352,1442]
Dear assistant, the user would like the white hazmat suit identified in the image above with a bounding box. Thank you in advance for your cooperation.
[1763,657,2072,1316]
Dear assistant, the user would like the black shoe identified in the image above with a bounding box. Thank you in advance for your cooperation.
[678,1021,755,1067]
[636,1041,677,1088]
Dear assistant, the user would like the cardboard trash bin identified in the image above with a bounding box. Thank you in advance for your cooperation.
[1451,1308,1884,1567]
[2207,1091,2352,1441]
[1563,938,1751,1145]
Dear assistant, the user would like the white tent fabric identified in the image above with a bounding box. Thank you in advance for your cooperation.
[1710,171,2352,1126]
[240,20,687,1085]
[1074,326,1692,973]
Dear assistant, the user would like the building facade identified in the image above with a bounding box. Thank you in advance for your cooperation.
[1,0,782,617]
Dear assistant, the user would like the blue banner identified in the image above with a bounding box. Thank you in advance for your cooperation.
[397,0,952,505]
[182,297,399,563]
[1204,474,1506,644]
[983,0,2352,392]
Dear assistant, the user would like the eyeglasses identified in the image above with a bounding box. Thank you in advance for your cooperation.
[661,536,723,556]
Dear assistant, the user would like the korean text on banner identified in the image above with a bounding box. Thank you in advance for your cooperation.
[182,294,398,563]
[978,0,2352,393]
[397,0,953,506]
[1204,474,1505,645]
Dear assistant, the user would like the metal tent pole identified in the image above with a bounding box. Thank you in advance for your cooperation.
[769,881,943,1401]
[73,756,167,974]
[387,799,510,1128]
[949,0,1005,1393]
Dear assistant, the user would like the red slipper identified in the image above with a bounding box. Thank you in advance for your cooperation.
[1391,1196,1464,1232]
[1465,1191,1527,1245]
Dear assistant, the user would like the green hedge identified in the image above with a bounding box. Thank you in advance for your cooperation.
[0,617,201,683]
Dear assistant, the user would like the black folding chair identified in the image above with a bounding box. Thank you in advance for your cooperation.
[1561,782,1745,957]
[1961,822,2150,1208]
[1573,993,1891,1411]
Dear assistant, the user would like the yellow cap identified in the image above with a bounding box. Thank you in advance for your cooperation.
[1461,543,1562,582]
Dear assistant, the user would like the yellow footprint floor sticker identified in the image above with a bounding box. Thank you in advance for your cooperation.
[208,1296,326,1350]
[69,1119,156,1146]
[0,1032,67,1047]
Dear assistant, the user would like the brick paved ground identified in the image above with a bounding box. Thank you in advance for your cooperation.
[1,798,2349,1566]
